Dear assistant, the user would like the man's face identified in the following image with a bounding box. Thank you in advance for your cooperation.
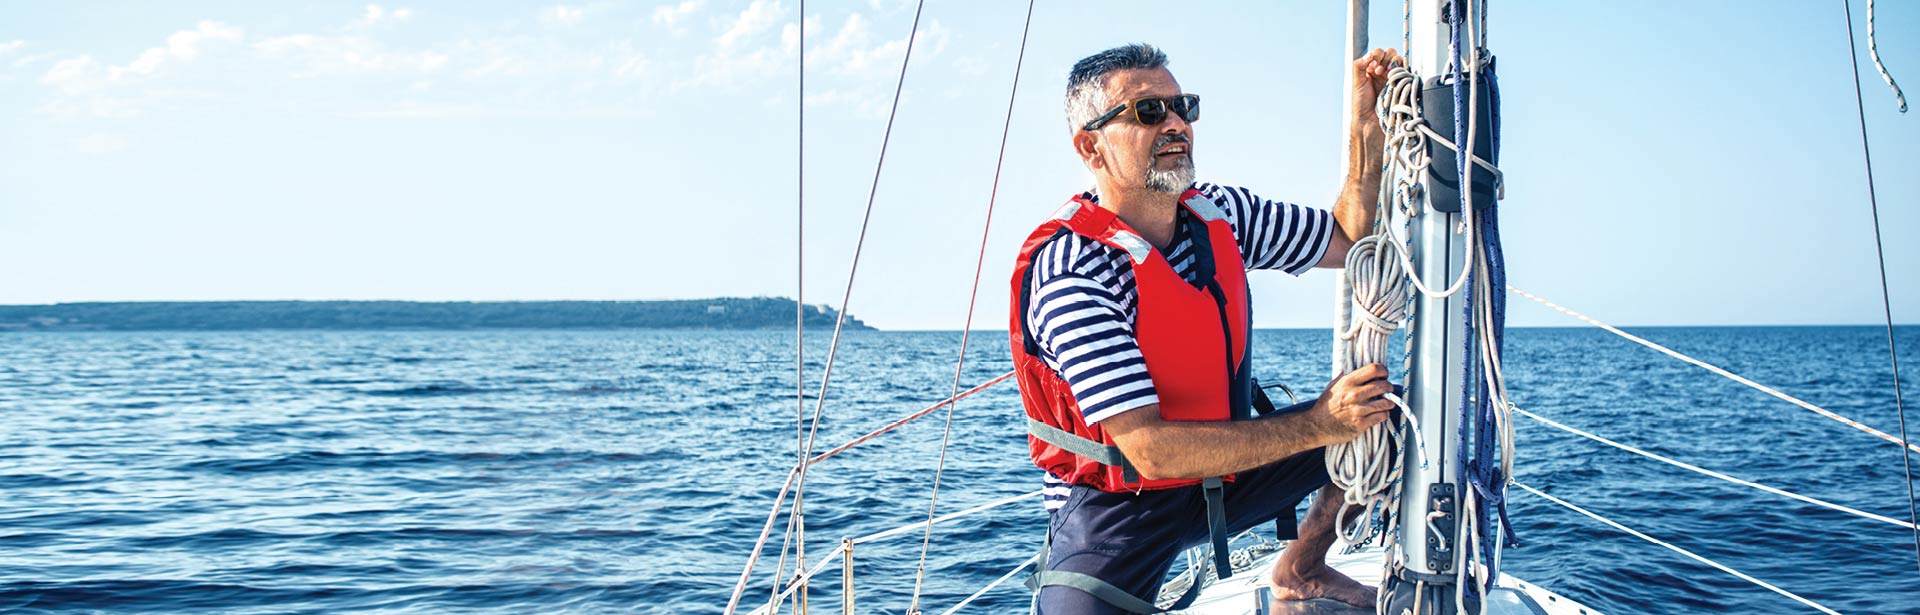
[1085,67,1194,193]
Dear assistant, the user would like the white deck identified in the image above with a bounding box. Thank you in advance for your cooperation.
[1172,542,1601,615]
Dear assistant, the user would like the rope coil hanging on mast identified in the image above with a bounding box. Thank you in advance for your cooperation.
[1332,4,1517,614]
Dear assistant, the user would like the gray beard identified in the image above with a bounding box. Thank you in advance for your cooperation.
[1144,155,1194,193]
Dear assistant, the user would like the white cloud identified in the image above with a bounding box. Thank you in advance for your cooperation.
[37,20,243,118]
[610,47,647,80]
[0,40,24,55]
[348,99,492,120]
[652,0,705,27]
[72,132,128,154]
[545,5,585,26]
[677,0,792,90]
[716,0,781,50]
[806,14,946,80]
[781,15,819,55]
[359,5,415,26]
[254,33,449,77]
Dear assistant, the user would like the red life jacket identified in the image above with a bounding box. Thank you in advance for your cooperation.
[1009,187,1255,493]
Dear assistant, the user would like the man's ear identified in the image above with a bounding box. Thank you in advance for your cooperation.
[1073,131,1103,170]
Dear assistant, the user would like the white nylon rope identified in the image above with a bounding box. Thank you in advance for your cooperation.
[1865,0,1909,113]
[1327,231,1415,546]
[1515,482,1842,615]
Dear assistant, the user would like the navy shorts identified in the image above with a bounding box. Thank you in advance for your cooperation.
[1035,449,1331,614]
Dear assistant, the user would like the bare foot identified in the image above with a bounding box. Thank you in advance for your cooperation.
[1268,561,1377,609]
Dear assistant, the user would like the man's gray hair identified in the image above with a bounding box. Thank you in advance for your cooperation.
[1064,43,1168,133]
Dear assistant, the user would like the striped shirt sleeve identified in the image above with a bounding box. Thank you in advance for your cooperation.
[1195,182,1334,275]
[1024,233,1158,425]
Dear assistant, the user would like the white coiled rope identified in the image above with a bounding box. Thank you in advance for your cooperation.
[1326,235,1413,546]
[1325,65,1430,547]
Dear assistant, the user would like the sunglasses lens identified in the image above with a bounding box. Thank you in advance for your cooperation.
[1134,98,1168,125]
[1174,95,1199,122]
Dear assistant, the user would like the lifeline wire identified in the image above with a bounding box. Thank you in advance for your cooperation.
[1515,406,1917,530]
[904,2,1035,612]
[1515,482,1841,615]
[1842,0,1920,573]
[1509,285,1920,455]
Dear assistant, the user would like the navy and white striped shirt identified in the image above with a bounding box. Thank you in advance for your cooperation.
[1025,182,1333,509]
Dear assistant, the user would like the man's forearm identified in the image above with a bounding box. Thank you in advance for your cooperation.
[1334,135,1384,244]
[1111,408,1332,480]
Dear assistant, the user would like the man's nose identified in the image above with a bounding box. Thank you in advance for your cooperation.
[1160,112,1191,136]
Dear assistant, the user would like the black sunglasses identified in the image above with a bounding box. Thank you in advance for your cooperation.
[1081,94,1200,131]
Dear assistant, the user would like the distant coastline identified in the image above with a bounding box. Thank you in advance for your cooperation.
[0,298,872,331]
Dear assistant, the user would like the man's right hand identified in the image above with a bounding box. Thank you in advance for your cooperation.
[1311,363,1396,446]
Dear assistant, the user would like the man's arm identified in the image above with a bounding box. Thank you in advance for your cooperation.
[1100,364,1396,479]
[1318,48,1402,270]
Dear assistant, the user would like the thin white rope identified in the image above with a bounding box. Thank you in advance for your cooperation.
[1509,285,1920,456]
[1866,0,1909,113]
[854,490,1041,545]
[1515,405,1917,530]
[936,552,1043,615]
[1514,482,1842,615]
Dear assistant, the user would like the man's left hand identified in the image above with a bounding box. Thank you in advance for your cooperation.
[1349,48,1404,158]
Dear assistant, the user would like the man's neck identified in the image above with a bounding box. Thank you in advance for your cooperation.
[1094,182,1182,251]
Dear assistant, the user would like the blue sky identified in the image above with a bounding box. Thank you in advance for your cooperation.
[0,1,1914,330]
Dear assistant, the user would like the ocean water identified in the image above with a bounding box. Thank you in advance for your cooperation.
[2,327,1917,614]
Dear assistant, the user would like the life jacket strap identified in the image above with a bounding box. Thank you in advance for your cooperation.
[1026,416,1139,484]
[1201,476,1233,581]
[1026,529,1208,614]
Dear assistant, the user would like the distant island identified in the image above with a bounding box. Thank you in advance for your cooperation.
[0,298,873,331]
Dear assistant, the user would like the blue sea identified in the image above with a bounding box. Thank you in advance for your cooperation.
[3,327,1918,614]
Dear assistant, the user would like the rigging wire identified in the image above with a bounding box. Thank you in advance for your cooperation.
[904,1,1036,612]
[723,3,931,613]
[774,0,928,608]
[788,0,808,608]
[1841,0,1920,574]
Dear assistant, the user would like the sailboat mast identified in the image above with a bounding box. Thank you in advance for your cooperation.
[1387,0,1473,611]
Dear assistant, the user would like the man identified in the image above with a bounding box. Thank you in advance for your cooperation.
[1009,43,1403,613]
